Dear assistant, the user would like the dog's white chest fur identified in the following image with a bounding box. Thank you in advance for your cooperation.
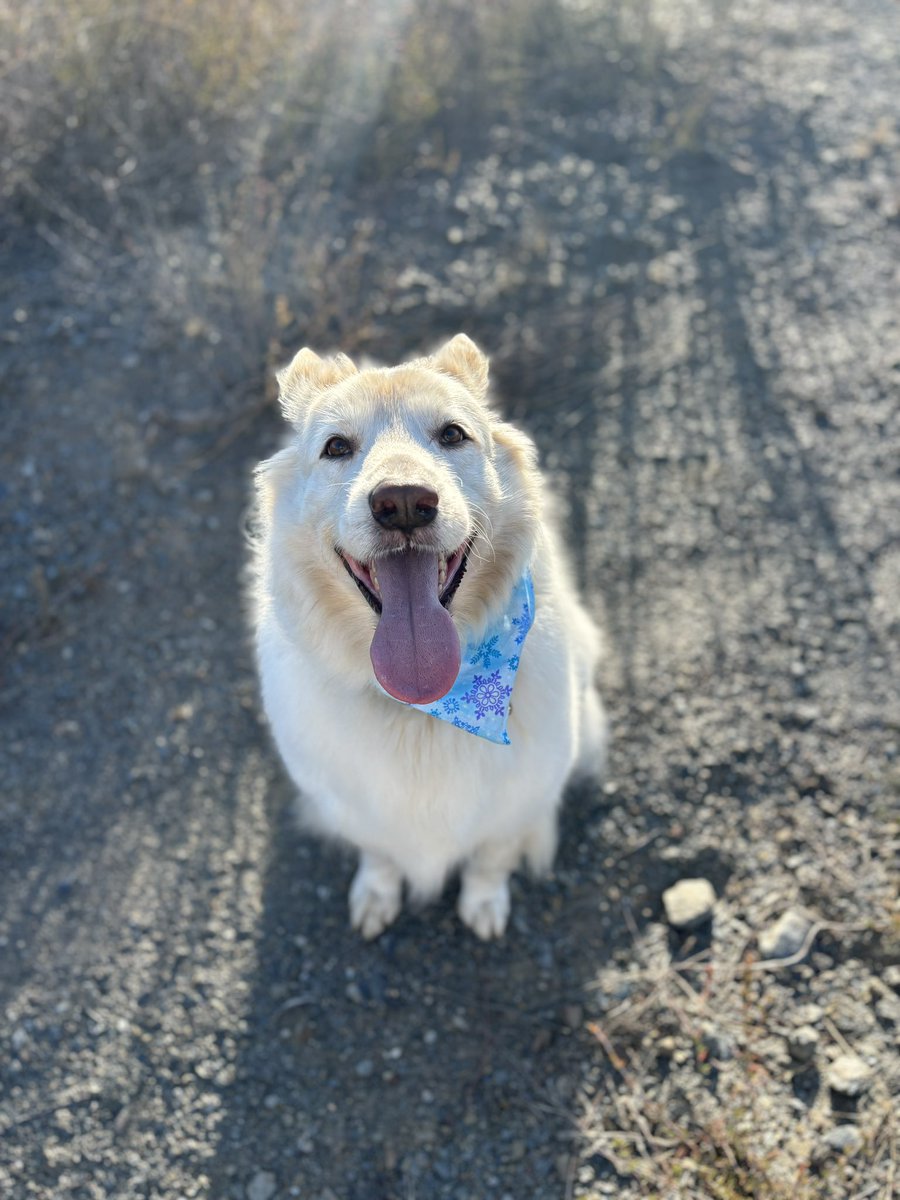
[252,335,607,939]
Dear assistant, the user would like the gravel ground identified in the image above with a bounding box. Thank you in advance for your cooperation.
[1,1,898,1197]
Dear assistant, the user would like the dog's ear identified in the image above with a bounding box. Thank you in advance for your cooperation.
[491,419,539,474]
[492,417,543,533]
[430,334,489,400]
[276,348,358,425]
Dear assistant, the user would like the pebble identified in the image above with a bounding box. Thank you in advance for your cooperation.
[758,909,812,959]
[826,1054,871,1096]
[875,993,900,1024]
[787,1025,819,1063]
[562,1004,583,1030]
[793,1002,823,1026]
[247,1170,277,1200]
[822,1125,864,1155]
[662,878,716,929]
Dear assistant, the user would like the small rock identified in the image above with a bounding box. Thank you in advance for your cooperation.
[531,1028,553,1054]
[787,1025,819,1063]
[875,993,900,1024]
[355,1059,374,1078]
[793,1003,823,1026]
[826,1054,871,1097]
[562,1004,583,1030]
[247,1170,277,1200]
[789,702,820,728]
[662,878,716,929]
[758,910,812,959]
[883,964,900,993]
[822,1125,864,1155]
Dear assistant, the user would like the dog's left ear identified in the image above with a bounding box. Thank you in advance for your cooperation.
[492,417,543,525]
[430,334,489,400]
[492,419,539,474]
[276,347,358,425]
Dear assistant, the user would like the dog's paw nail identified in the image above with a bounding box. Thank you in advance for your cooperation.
[350,885,401,940]
[458,883,510,940]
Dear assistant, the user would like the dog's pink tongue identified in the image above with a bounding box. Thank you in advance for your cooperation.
[370,550,460,704]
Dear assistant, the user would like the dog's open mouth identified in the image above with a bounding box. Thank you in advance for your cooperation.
[337,543,470,705]
[338,542,469,615]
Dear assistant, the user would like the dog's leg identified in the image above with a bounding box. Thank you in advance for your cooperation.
[349,850,403,940]
[458,841,522,940]
[522,810,559,877]
[575,687,609,780]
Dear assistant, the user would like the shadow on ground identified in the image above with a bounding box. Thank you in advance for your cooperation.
[206,767,732,1200]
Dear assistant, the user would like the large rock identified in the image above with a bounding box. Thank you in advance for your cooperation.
[662,878,716,930]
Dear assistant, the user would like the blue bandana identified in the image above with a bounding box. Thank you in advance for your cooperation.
[407,572,535,745]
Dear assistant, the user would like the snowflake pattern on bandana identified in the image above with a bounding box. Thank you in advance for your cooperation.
[405,571,535,744]
[463,671,512,720]
[468,635,501,669]
[511,599,532,646]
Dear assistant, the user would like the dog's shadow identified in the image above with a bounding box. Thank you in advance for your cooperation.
[204,768,712,1200]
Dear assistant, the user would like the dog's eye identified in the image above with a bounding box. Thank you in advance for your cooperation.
[322,436,353,459]
[438,423,468,446]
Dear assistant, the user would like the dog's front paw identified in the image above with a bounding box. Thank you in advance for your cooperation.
[349,855,402,940]
[458,876,511,940]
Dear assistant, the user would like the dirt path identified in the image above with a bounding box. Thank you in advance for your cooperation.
[1,2,897,1197]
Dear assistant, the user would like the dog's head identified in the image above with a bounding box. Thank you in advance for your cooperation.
[255,335,542,703]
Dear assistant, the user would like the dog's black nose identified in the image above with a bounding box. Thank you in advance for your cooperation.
[370,484,439,532]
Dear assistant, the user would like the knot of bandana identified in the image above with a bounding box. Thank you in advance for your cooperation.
[406,572,535,744]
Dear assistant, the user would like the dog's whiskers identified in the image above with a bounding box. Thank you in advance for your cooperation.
[466,500,497,564]
[467,499,495,539]
[469,520,497,564]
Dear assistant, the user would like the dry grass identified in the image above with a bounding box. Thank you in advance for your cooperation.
[0,0,645,223]
[1,0,666,451]
[574,914,898,1200]
[0,0,648,403]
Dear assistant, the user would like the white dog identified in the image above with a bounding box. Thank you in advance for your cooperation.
[252,334,607,939]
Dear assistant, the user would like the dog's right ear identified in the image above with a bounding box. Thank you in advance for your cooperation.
[276,348,358,425]
[430,334,489,400]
